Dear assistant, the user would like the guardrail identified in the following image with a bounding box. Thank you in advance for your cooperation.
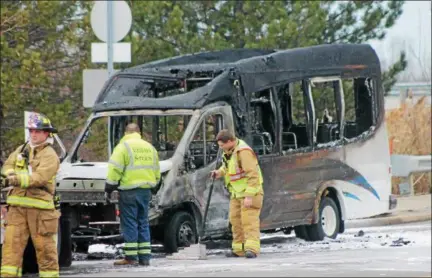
[391,154,432,196]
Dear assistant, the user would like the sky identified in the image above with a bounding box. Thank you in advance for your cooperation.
[368,1,431,82]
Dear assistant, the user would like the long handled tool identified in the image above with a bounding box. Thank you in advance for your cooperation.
[167,149,223,260]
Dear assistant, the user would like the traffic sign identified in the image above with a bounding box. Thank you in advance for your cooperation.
[91,42,131,63]
[83,69,119,108]
[90,1,132,43]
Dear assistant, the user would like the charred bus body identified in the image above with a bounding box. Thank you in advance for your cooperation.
[1,44,396,269]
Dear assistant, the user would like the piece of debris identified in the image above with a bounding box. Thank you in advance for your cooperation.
[72,252,88,261]
[355,230,365,237]
[87,244,122,260]
[390,237,411,247]
[166,244,207,260]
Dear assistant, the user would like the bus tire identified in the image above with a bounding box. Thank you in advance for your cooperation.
[58,207,73,268]
[163,211,198,253]
[294,225,310,241]
[306,197,340,241]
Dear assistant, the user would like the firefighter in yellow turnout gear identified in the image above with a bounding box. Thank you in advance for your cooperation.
[1,112,61,277]
[211,129,264,259]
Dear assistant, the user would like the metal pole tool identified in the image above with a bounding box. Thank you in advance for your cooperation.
[167,148,223,260]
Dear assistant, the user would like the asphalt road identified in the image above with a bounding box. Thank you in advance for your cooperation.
[27,221,432,277]
[61,245,431,277]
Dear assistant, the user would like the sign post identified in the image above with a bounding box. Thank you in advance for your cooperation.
[107,1,114,77]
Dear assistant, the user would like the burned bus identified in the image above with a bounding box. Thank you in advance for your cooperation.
[1,44,396,270]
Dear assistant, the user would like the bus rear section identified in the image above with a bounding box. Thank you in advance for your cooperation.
[336,77,395,220]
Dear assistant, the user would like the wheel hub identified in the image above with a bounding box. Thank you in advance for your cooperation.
[178,222,195,247]
[321,205,337,237]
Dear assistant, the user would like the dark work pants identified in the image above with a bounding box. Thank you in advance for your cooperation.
[119,188,152,261]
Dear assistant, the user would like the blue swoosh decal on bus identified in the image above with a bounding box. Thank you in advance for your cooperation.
[348,175,380,201]
[343,191,361,201]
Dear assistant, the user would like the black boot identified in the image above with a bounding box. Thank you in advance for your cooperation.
[245,251,257,259]
[225,251,242,258]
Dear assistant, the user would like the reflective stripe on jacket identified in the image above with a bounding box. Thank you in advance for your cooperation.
[221,139,263,199]
[1,143,59,210]
[106,132,161,190]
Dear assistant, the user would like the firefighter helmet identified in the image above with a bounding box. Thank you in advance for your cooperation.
[26,112,58,133]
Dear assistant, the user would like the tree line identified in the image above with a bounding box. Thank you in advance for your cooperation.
[0,0,407,160]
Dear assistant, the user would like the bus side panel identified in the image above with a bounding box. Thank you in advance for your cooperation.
[341,124,392,220]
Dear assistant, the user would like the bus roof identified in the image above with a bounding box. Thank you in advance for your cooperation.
[93,44,381,112]
[123,48,277,72]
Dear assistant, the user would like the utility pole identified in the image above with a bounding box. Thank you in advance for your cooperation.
[107,1,114,78]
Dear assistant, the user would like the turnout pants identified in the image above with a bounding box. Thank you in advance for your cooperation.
[119,188,152,261]
[1,206,60,277]
[229,194,263,256]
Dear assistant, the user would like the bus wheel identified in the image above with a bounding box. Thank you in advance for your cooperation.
[294,225,310,241]
[307,197,340,241]
[163,211,198,253]
[58,207,73,268]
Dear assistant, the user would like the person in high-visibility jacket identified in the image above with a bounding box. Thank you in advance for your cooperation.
[211,129,264,259]
[1,112,61,277]
[105,123,160,267]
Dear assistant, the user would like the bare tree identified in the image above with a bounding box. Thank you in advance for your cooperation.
[406,43,431,82]
[384,36,431,83]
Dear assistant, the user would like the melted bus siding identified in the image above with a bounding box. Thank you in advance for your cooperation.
[1,44,395,272]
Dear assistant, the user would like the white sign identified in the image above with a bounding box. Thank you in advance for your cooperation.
[90,1,132,43]
[24,111,30,141]
[91,42,131,63]
[83,69,120,108]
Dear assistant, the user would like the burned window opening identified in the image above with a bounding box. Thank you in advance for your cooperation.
[310,79,342,145]
[231,79,250,140]
[183,114,225,173]
[278,81,311,152]
[249,89,277,155]
[72,117,109,163]
[182,69,223,80]
[108,114,191,161]
[184,77,213,92]
[98,73,217,105]
[342,77,375,139]
[100,77,176,101]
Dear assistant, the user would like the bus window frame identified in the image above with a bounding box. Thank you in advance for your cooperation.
[308,76,346,147]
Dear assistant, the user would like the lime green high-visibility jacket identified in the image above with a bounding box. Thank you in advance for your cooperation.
[106,132,161,190]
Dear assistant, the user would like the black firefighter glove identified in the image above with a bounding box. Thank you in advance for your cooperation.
[104,182,119,194]
[104,182,119,204]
